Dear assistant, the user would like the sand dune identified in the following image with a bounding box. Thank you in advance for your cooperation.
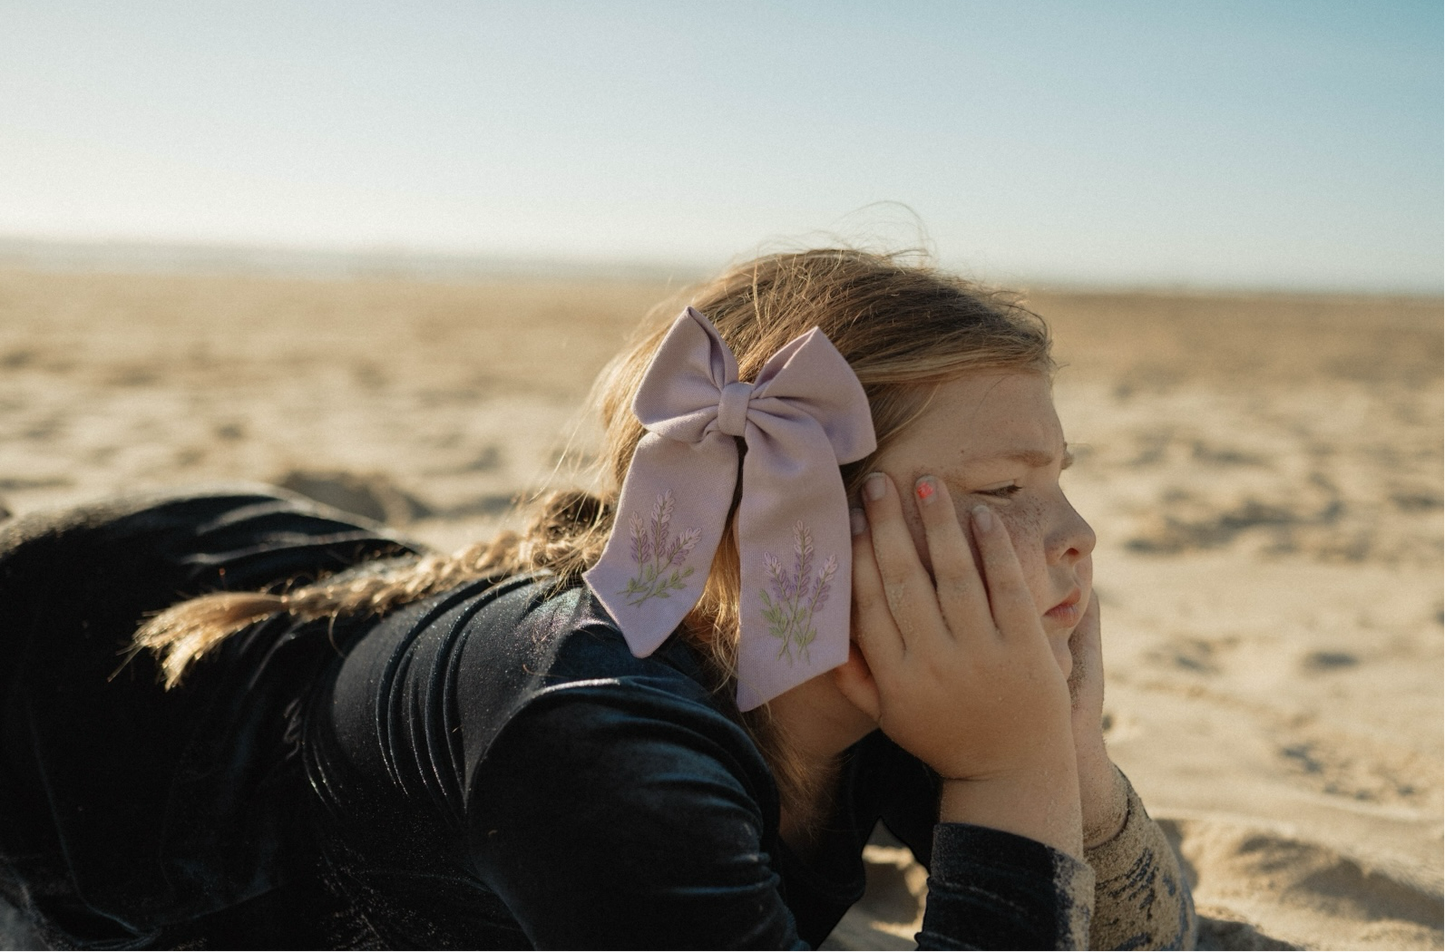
[0,267,1439,949]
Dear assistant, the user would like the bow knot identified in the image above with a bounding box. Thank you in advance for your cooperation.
[584,307,877,710]
[715,381,754,437]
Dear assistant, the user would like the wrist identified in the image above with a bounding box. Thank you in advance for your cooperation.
[939,758,1084,860]
[1080,761,1128,849]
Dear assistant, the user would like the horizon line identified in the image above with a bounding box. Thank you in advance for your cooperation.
[0,235,1438,300]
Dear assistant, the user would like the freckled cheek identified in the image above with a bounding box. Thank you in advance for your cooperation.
[998,498,1046,550]
[997,502,1050,608]
[899,508,931,570]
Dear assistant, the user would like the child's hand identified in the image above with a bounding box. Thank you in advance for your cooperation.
[1068,596,1129,847]
[835,472,1082,857]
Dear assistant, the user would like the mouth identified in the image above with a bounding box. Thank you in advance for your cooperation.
[1043,588,1082,627]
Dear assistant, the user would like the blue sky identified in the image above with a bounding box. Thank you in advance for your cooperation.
[3,1,1440,290]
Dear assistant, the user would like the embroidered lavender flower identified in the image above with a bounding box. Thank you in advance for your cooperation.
[628,513,651,565]
[793,519,813,592]
[764,551,787,601]
[650,491,674,559]
[670,527,701,566]
[619,490,701,607]
[758,521,838,663]
[812,555,837,613]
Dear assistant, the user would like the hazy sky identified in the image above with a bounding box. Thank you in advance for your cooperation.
[3,1,1441,290]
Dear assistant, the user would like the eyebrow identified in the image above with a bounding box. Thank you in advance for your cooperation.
[971,444,1074,470]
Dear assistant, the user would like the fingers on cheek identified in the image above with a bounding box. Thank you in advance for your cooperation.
[935,577,980,623]
[850,506,868,539]
[979,509,1028,580]
[851,509,884,582]
[913,476,939,514]
[915,479,953,539]
[850,526,873,574]
[872,504,923,572]
[863,471,895,513]
[851,588,887,627]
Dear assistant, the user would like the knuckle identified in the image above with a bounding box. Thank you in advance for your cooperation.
[937,576,975,604]
[880,563,926,595]
[881,580,911,615]
[921,654,955,683]
[850,568,880,596]
[853,590,888,618]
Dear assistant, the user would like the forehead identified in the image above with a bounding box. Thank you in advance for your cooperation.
[888,372,1063,467]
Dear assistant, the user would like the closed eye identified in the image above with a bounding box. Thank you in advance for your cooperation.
[979,484,1023,499]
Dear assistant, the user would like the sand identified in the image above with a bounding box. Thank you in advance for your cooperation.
[0,266,1439,949]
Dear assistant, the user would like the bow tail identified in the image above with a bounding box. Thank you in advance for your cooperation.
[734,424,854,711]
[584,432,738,658]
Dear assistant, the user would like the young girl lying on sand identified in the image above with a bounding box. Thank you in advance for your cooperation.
[0,249,1194,949]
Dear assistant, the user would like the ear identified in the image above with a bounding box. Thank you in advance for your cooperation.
[831,642,881,722]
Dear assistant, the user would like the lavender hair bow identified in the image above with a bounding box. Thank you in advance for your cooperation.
[583,307,876,710]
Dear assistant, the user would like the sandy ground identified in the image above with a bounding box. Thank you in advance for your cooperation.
[0,267,1439,949]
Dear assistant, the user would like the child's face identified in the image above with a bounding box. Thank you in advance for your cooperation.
[872,371,1095,669]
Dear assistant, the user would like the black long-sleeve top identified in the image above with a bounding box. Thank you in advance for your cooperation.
[304,572,1096,948]
[0,489,1191,949]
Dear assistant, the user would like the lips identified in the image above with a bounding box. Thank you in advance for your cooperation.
[1043,588,1082,626]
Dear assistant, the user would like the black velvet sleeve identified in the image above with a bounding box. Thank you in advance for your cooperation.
[921,825,1094,949]
[468,686,1095,950]
[470,685,807,950]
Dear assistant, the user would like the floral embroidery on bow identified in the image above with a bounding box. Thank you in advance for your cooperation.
[759,520,837,663]
[619,490,702,607]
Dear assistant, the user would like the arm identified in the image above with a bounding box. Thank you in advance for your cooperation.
[1084,773,1196,951]
[838,474,1085,858]
[1069,599,1197,950]
[470,685,1098,950]
[836,474,1092,947]
[469,687,809,949]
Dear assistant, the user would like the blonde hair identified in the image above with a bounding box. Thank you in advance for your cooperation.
[135,248,1053,803]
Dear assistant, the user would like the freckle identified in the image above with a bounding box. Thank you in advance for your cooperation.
[1005,498,1045,544]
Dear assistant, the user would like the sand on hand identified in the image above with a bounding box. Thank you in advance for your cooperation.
[0,267,1439,950]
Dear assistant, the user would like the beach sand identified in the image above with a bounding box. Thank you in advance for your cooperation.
[0,267,1439,949]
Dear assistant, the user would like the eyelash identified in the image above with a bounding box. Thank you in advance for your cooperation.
[979,484,1023,499]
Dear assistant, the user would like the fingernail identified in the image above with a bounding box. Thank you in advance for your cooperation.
[972,505,994,531]
[864,472,887,501]
[849,507,867,536]
[915,477,936,504]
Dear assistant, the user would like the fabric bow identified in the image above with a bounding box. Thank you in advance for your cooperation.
[584,307,876,710]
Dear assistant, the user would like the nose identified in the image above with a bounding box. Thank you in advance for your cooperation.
[1047,496,1096,566]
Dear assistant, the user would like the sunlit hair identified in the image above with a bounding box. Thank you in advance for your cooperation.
[134,247,1054,806]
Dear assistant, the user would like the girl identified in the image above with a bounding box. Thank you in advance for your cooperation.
[0,249,1194,949]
